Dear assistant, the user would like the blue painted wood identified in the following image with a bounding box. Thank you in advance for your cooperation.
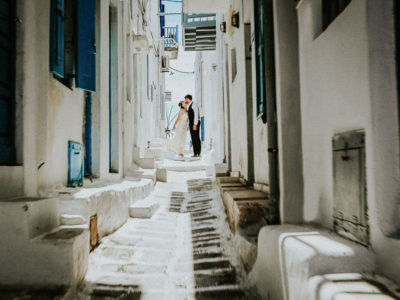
[84,93,92,177]
[160,2,165,37]
[201,116,204,142]
[0,0,16,164]
[76,0,96,91]
[254,0,266,120]
[50,0,65,78]
[68,141,84,187]
[109,9,112,171]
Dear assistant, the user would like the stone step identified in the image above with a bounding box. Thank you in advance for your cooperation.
[194,267,237,288]
[88,284,141,299]
[128,168,157,182]
[0,226,89,286]
[193,259,232,271]
[194,285,247,300]
[0,197,59,240]
[223,190,270,234]
[59,179,153,239]
[216,176,241,184]
[129,198,159,219]
[60,214,86,225]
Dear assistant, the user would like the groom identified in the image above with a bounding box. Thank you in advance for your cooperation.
[185,94,201,157]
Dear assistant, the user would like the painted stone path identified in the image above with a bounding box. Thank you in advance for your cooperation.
[78,171,260,300]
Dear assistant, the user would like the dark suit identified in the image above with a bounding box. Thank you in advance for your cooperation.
[188,102,201,156]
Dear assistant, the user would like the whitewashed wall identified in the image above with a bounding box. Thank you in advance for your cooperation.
[0,0,164,198]
[194,51,225,161]
[298,0,400,284]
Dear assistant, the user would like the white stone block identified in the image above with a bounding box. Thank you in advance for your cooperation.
[250,225,376,300]
[156,168,167,182]
[60,214,86,225]
[129,199,159,218]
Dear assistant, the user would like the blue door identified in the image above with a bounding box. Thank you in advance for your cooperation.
[0,0,16,164]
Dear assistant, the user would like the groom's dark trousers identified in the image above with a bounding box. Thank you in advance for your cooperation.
[188,102,202,156]
[190,123,201,156]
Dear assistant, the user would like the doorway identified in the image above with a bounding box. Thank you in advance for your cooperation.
[0,0,16,165]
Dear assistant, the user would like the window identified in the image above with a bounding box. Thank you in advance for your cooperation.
[160,1,165,37]
[0,0,16,164]
[254,0,266,120]
[50,0,96,91]
[231,48,237,82]
[322,0,351,31]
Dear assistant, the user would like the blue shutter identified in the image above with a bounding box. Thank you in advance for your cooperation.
[160,2,165,37]
[84,92,92,177]
[201,116,205,142]
[50,0,65,78]
[76,0,96,91]
[254,0,266,120]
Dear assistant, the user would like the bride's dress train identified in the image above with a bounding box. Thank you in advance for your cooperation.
[165,113,189,154]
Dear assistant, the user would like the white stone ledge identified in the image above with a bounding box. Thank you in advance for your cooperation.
[250,225,377,300]
[59,179,153,239]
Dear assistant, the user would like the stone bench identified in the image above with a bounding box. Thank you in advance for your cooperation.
[308,273,400,300]
[222,189,269,235]
[249,225,396,300]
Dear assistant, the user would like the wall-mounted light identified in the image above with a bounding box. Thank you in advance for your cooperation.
[220,21,226,33]
[231,11,239,28]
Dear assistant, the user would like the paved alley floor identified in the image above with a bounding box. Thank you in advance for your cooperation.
[78,170,260,300]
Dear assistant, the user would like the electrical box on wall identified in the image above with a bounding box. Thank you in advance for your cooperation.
[332,130,368,245]
[68,141,84,187]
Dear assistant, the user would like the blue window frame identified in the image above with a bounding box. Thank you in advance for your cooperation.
[50,0,96,91]
[160,2,165,37]
[50,0,65,78]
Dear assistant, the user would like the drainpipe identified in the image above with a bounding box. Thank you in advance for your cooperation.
[265,0,280,224]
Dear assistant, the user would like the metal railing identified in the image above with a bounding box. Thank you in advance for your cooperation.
[163,25,178,48]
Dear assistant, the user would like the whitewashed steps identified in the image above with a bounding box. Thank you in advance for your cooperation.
[129,198,159,218]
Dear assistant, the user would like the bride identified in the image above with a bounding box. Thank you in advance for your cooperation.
[166,101,189,157]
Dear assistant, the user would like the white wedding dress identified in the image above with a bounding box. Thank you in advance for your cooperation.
[166,113,189,154]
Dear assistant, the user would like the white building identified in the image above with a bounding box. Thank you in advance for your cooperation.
[0,0,171,287]
[189,0,400,298]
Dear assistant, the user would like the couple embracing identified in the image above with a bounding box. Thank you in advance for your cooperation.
[166,94,201,158]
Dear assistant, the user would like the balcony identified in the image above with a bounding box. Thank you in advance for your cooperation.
[162,26,179,60]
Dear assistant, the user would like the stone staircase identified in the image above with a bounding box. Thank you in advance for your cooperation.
[216,175,273,272]
[77,174,260,299]
[0,177,155,291]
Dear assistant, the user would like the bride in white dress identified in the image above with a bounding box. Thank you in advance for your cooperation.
[166,101,189,157]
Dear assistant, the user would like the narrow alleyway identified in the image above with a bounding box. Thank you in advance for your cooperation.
[78,169,260,300]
